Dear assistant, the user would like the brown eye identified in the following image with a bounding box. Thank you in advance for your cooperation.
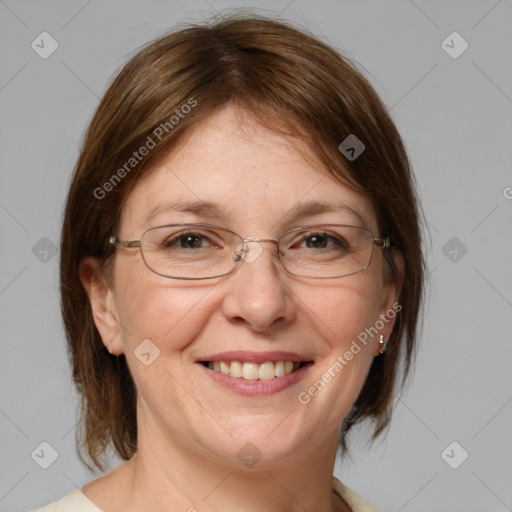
[305,234,329,248]
[295,232,349,250]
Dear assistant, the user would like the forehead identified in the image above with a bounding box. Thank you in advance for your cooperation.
[119,106,378,236]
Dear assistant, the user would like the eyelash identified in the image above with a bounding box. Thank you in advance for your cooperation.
[162,230,350,251]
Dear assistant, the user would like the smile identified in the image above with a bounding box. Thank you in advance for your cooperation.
[203,360,303,380]
[198,360,314,397]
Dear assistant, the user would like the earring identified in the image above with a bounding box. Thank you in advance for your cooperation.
[108,344,112,354]
[378,334,387,355]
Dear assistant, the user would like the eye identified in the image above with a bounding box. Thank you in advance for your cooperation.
[303,234,330,249]
[163,231,218,249]
[294,231,349,250]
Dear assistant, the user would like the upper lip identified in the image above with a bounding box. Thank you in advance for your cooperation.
[197,351,314,364]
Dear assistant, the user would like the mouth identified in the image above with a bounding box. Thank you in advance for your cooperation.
[200,360,311,380]
[196,350,315,397]
[196,352,314,396]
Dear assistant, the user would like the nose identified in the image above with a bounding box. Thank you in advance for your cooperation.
[221,240,296,333]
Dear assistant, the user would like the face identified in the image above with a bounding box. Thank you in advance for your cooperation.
[85,105,400,469]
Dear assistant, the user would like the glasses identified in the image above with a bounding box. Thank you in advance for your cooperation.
[109,223,391,280]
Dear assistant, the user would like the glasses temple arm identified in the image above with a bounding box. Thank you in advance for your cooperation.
[109,237,141,248]
[374,237,391,248]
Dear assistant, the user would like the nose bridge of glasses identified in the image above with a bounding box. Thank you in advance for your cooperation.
[241,237,279,245]
[233,237,279,264]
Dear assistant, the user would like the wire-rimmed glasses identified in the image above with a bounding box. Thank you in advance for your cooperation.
[109,223,391,280]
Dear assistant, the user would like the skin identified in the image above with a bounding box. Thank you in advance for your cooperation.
[80,105,402,512]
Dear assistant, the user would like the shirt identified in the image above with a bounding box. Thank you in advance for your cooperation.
[31,476,378,511]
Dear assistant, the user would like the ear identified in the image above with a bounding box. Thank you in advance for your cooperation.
[374,249,405,355]
[79,257,124,355]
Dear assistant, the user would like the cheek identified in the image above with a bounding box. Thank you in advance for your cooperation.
[300,277,382,393]
[114,262,213,356]
[294,282,380,423]
[303,277,382,350]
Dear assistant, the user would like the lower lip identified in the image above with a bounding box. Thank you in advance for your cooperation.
[197,362,314,396]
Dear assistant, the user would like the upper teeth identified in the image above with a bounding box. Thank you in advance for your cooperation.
[207,361,300,380]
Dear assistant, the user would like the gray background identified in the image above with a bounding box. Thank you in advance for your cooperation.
[1,1,511,511]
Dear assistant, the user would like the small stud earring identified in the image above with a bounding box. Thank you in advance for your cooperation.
[378,334,387,355]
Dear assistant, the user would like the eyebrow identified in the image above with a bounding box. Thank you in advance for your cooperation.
[143,199,369,229]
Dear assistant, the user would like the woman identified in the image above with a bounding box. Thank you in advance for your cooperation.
[33,13,424,512]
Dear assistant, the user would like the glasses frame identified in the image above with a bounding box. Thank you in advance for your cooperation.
[109,222,391,280]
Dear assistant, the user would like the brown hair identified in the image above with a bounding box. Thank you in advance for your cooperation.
[60,13,425,472]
